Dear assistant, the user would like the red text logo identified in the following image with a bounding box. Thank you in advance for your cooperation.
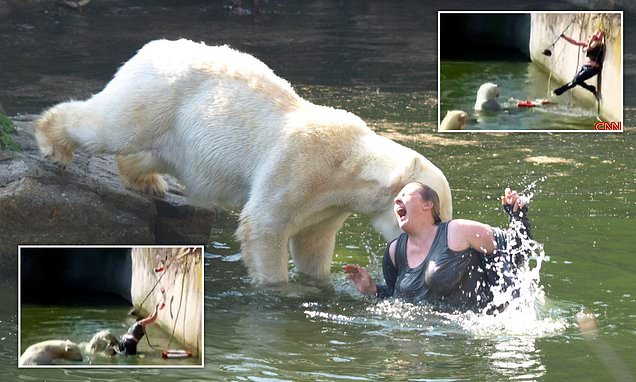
[594,121,622,131]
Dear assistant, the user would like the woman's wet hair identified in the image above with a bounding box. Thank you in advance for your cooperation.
[413,182,442,224]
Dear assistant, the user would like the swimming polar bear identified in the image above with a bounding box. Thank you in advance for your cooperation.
[439,110,467,131]
[35,39,452,285]
[20,339,83,366]
[474,82,500,112]
[88,330,120,356]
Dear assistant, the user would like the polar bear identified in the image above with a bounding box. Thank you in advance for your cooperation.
[439,110,467,131]
[19,339,83,366]
[35,39,452,285]
[88,330,119,356]
[474,82,500,112]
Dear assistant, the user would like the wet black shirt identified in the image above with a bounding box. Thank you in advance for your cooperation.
[586,42,605,65]
[376,223,492,311]
[127,322,146,342]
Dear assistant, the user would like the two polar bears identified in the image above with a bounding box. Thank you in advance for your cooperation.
[36,39,452,285]
[20,331,119,365]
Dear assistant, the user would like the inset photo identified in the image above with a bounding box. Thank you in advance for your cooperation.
[438,11,622,132]
[18,246,203,368]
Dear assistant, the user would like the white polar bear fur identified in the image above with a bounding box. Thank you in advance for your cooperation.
[20,339,83,365]
[474,82,500,112]
[439,110,467,131]
[36,39,452,285]
[88,330,119,355]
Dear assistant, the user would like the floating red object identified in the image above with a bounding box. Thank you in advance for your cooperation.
[162,349,193,359]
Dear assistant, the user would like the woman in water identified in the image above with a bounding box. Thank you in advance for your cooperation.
[119,303,161,355]
[343,183,532,313]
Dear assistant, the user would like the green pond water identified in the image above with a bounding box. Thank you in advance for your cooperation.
[1,1,635,381]
[440,61,601,130]
[20,303,202,367]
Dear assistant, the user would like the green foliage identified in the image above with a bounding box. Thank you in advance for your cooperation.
[0,113,21,151]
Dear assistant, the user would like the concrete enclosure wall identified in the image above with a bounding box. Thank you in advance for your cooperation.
[530,13,622,122]
[130,247,202,356]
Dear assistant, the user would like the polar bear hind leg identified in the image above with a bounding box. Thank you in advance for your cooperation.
[116,153,168,196]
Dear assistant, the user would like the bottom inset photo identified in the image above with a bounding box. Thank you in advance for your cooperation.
[18,246,203,368]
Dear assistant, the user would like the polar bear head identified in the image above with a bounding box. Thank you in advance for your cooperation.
[439,110,467,131]
[88,330,120,355]
[365,151,453,241]
[474,82,500,112]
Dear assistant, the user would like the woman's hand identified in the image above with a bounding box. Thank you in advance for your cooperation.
[343,264,377,296]
[501,187,526,213]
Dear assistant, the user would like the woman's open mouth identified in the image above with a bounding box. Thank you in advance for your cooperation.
[395,201,407,219]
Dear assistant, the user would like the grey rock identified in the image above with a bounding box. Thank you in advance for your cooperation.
[0,115,225,273]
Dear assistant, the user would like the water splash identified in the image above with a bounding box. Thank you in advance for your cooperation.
[339,180,569,338]
[464,183,569,337]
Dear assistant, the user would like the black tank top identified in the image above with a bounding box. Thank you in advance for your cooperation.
[126,322,145,342]
[392,222,492,311]
[586,42,605,64]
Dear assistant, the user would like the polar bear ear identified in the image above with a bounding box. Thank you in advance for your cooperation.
[388,156,419,194]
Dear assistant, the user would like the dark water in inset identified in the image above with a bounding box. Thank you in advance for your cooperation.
[2,0,635,381]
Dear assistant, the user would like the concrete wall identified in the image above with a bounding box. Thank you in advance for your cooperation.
[530,13,622,122]
[130,247,202,356]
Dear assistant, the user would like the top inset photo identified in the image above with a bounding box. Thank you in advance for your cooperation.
[438,11,623,132]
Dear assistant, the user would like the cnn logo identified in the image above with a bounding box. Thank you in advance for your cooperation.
[594,121,622,130]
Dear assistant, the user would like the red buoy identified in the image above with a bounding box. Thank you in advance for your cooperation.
[517,100,536,108]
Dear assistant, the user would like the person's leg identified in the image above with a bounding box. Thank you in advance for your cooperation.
[553,82,574,96]
[578,82,597,95]
[572,65,600,95]
[553,66,588,96]
[553,65,601,96]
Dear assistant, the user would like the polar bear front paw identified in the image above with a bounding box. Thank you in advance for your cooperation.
[120,173,168,197]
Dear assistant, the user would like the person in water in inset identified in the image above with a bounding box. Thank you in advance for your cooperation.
[552,30,605,97]
[343,183,532,313]
[119,303,162,355]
